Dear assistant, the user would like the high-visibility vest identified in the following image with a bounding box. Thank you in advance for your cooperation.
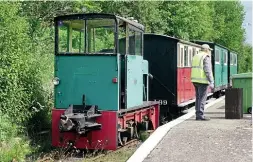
[191,51,210,84]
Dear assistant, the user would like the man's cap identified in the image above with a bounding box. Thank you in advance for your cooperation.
[201,44,213,51]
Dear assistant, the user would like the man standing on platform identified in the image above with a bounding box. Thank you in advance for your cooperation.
[191,44,214,121]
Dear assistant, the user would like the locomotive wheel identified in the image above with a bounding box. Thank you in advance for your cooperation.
[118,131,124,146]
[118,129,130,146]
[133,124,139,139]
[118,125,140,146]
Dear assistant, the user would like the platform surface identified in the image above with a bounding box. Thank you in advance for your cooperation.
[143,99,252,162]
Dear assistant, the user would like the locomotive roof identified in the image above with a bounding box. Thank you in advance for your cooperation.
[54,13,144,31]
[144,33,203,48]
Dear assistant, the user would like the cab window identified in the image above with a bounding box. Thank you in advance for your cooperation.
[135,31,142,56]
[57,18,115,54]
[128,28,142,56]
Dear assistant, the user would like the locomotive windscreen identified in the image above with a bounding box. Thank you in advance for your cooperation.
[56,18,116,54]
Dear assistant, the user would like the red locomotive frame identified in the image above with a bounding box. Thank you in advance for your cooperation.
[52,102,159,150]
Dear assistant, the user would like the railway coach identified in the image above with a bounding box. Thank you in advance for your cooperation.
[51,13,160,151]
[192,40,238,96]
[143,34,213,122]
[143,34,239,122]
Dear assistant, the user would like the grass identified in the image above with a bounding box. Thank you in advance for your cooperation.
[0,115,32,162]
[0,129,148,162]
[84,146,138,162]
[33,140,140,162]
[0,114,152,162]
[32,130,151,162]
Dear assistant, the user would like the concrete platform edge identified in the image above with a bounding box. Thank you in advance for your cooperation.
[126,96,226,162]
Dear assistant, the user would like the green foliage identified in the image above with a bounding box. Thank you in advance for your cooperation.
[161,1,215,40]
[212,1,245,50]
[100,1,166,34]
[0,2,52,126]
[239,43,252,73]
[0,1,251,161]
[0,2,53,160]
[0,2,33,123]
[211,1,251,73]
[0,114,31,162]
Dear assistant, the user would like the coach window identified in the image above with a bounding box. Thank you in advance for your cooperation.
[224,51,227,65]
[215,50,220,64]
[177,44,180,67]
[184,46,188,67]
[230,53,233,65]
[192,48,196,57]
[180,47,184,67]
[189,48,192,66]
[234,54,237,65]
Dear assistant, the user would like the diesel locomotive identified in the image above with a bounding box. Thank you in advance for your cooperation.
[52,13,160,150]
[51,13,238,151]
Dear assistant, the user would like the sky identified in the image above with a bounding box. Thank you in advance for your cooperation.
[241,0,252,45]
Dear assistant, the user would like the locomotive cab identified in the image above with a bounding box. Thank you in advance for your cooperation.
[52,13,159,150]
[54,13,148,111]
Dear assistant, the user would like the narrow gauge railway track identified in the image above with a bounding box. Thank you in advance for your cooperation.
[37,95,223,162]
[36,133,147,162]
[49,138,142,162]
[62,131,150,162]
[91,139,140,161]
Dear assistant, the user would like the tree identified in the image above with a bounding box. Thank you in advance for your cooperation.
[160,1,215,41]
[212,1,245,51]
[211,1,250,72]
[238,43,252,73]
[100,1,166,34]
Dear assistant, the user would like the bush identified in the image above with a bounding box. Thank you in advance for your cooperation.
[0,114,31,162]
[0,2,54,160]
[0,2,53,127]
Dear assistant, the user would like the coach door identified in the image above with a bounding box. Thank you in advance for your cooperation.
[187,46,193,100]
[214,47,222,88]
[177,43,185,104]
[222,50,228,87]
[219,49,227,87]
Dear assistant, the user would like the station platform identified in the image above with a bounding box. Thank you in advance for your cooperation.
[128,97,252,162]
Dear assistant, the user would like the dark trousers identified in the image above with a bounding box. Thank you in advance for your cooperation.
[193,83,208,118]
